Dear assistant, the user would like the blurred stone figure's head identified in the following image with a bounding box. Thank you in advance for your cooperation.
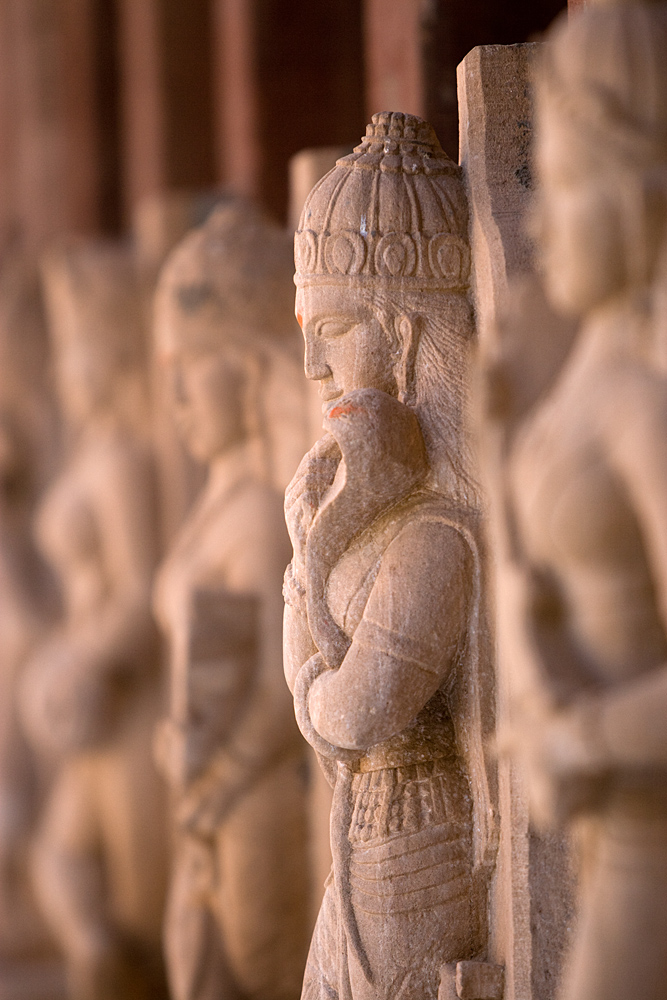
[155,199,300,468]
[42,240,146,428]
[532,3,667,315]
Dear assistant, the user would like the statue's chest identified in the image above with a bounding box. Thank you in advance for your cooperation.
[326,512,404,638]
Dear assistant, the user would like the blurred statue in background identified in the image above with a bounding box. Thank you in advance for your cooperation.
[133,189,230,545]
[19,242,169,1000]
[153,200,312,1000]
[284,113,497,1000]
[482,3,667,999]
[0,253,62,981]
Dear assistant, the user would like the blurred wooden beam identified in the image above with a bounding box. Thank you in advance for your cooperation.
[0,0,103,253]
[212,0,365,222]
[116,0,216,219]
[363,0,567,163]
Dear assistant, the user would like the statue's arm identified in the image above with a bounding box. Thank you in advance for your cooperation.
[222,520,302,766]
[283,433,340,693]
[607,368,667,632]
[585,369,667,769]
[283,571,317,694]
[177,501,302,834]
[308,520,472,750]
[80,442,157,672]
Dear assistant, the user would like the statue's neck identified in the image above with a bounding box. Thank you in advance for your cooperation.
[582,287,661,366]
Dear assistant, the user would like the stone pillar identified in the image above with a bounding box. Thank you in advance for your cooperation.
[457,45,535,346]
[116,0,216,220]
[458,44,577,1000]
[213,0,365,222]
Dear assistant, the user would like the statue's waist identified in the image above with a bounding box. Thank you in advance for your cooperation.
[351,717,458,773]
[348,754,471,845]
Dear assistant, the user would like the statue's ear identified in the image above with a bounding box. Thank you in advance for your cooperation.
[394,313,420,405]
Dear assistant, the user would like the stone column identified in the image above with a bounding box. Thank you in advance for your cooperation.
[458,44,577,1000]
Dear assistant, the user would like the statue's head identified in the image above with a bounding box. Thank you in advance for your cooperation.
[155,199,298,465]
[533,1,667,316]
[295,111,477,503]
[41,241,145,427]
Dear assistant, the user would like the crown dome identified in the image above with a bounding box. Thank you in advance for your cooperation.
[295,112,470,291]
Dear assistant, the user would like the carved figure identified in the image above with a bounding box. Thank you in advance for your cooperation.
[284,112,497,1000]
[153,201,312,1000]
[19,241,169,1000]
[133,189,230,543]
[482,4,667,999]
[0,255,61,973]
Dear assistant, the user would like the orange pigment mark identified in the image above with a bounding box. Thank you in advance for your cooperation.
[328,402,364,419]
[296,311,303,328]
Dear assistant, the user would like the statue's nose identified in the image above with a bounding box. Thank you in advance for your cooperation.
[304,334,331,382]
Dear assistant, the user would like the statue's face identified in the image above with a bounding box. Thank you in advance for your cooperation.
[533,100,625,315]
[157,286,248,464]
[295,284,397,404]
[165,345,246,464]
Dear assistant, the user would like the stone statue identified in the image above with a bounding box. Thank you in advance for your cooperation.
[153,200,312,1000]
[0,253,63,982]
[284,112,497,1000]
[482,3,667,999]
[19,241,169,1000]
[133,189,229,544]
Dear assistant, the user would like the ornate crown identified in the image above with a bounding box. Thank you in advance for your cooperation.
[294,112,471,291]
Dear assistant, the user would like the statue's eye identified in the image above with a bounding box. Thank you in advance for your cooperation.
[317,321,354,339]
[176,283,214,313]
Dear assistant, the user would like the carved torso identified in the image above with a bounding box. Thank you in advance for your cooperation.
[37,444,107,627]
[509,338,667,685]
[327,495,467,773]
[155,439,300,783]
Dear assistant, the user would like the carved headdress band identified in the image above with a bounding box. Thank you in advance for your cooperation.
[295,112,471,291]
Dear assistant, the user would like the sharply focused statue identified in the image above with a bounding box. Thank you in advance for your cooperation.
[482,4,667,999]
[19,241,169,1000]
[284,112,497,1000]
[153,200,312,1000]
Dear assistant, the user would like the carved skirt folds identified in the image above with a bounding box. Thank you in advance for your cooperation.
[302,758,484,1000]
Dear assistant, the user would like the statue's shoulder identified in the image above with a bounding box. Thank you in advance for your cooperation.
[231,476,285,523]
[224,477,290,559]
[376,492,477,569]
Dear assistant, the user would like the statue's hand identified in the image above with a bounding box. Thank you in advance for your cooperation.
[506,701,610,828]
[176,752,252,838]
[153,717,222,789]
[19,635,118,754]
[285,434,340,580]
